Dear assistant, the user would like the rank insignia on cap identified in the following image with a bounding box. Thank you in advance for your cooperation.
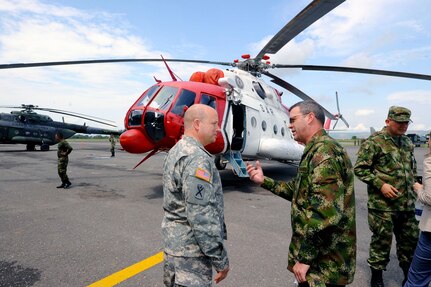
[195,168,211,182]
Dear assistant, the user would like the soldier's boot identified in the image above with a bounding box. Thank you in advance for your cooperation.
[400,262,410,286]
[57,182,65,188]
[64,180,72,189]
[370,268,384,287]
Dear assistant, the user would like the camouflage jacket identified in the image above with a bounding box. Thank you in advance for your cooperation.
[109,137,116,148]
[161,136,228,271]
[354,127,417,211]
[57,140,73,160]
[261,130,356,286]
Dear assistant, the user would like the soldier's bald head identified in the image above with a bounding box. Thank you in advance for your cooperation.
[183,104,219,146]
[184,104,214,130]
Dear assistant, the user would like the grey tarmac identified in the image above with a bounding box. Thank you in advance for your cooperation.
[0,141,428,287]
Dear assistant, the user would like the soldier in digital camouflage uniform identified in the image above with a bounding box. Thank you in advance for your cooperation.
[247,100,356,287]
[162,104,229,287]
[55,132,73,189]
[354,106,419,287]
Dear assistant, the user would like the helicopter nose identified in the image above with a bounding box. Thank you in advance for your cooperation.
[120,129,155,154]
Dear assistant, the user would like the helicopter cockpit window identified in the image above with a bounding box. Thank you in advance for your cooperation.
[149,86,179,111]
[171,89,196,116]
[200,94,216,109]
[128,109,143,126]
[252,81,266,99]
[137,85,160,107]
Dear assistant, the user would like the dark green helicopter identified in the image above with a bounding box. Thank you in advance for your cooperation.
[0,104,123,151]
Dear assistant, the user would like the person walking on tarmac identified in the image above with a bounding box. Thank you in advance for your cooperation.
[55,132,73,189]
[109,134,116,157]
[354,106,420,287]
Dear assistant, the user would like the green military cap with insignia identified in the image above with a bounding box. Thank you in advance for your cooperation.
[387,106,412,123]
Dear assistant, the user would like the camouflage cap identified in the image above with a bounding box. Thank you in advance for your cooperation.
[387,106,412,123]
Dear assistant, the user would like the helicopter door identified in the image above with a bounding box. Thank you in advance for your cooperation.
[231,104,245,151]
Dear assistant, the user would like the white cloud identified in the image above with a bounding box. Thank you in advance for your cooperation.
[355,109,375,116]
[351,123,368,131]
[387,90,431,104]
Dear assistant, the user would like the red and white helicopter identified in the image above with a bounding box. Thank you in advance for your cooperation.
[1,0,430,176]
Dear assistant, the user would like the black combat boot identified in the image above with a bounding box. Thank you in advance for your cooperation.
[400,262,410,286]
[64,180,72,189]
[57,182,65,188]
[370,267,384,287]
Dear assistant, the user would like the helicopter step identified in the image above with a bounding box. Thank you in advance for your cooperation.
[224,151,248,178]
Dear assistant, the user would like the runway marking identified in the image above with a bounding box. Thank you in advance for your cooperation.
[87,251,164,287]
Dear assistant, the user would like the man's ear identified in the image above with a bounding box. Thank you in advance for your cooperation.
[192,118,200,131]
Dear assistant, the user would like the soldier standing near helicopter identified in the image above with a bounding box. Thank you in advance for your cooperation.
[247,100,356,287]
[354,106,419,287]
[162,104,229,286]
[109,134,116,157]
[55,132,73,189]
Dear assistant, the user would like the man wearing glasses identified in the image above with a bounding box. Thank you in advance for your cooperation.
[247,100,356,287]
[354,106,420,287]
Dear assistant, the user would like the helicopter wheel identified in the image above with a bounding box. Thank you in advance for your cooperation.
[26,144,36,151]
[215,155,227,170]
[41,144,50,151]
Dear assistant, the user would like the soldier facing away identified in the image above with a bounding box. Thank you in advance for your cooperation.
[354,106,420,287]
[162,104,229,286]
[247,100,356,287]
[55,132,73,189]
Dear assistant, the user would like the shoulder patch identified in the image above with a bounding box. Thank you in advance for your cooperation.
[195,168,211,183]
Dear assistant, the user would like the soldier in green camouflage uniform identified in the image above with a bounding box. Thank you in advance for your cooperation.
[109,134,116,157]
[247,100,356,287]
[55,132,73,189]
[162,104,229,287]
[354,106,419,287]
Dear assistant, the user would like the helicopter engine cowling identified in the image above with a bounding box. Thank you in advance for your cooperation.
[120,128,155,154]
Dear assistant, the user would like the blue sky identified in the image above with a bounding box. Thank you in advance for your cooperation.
[0,0,430,133]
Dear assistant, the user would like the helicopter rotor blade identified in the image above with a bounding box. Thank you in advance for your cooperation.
[273,64,431,81]
[35,107,116,124]
[332,91,340,129]
[263,71,337,120]
[43,110,117,127]
[256,0,345,61]
[0,58,234,70]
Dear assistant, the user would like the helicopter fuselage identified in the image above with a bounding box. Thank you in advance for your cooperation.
[119,68,304,175]
[0,111,121,151]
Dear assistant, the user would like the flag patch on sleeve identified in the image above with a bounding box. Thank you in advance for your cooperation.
[195,168,211,182]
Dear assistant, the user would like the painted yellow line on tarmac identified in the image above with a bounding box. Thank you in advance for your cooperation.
[87,251,164,287]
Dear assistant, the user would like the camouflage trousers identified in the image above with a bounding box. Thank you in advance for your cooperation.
[367,209,419,270]
[163,253,212,287]
[58,158,69,183]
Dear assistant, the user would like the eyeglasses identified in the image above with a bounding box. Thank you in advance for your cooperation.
[289,113,310,124]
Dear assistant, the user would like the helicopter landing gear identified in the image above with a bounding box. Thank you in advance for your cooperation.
[26,144,36,151]
[40,144,50,151]
[215,155,227,170]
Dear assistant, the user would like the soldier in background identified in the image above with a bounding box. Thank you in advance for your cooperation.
[162,104,229,286]
[55,132,73,189]
[354,106,419,287]
[109,134,116,157]
[247,100,356,287]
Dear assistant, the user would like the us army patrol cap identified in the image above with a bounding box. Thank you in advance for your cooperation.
[387,106,412,123]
